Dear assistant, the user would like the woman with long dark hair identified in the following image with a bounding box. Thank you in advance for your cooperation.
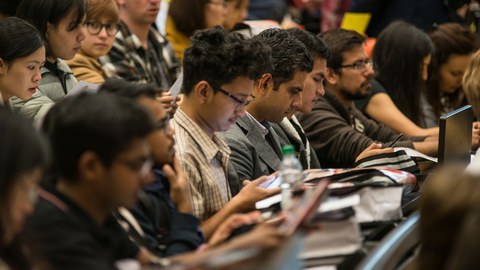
[355,21,437,136]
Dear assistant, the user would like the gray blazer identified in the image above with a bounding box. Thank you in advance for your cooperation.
[221,115,286,181]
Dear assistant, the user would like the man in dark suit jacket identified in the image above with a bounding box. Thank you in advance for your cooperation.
[222,28,313,180]
[271,28,329,170]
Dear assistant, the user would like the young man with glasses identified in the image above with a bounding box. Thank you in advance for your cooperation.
[24,92,161,268]
[222,28,313,181]
[99,79,204,256]
[172,26,278,240]
[66,0,120,84]
[297,28,438,168]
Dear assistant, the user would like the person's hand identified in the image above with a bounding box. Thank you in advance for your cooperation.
[208,211,261,247]
[355,143,394,162]
[226,223,286,251]
[472,121,480,150]
[231,176,281,212]
[164,155,192,214]
[157,91,181,115]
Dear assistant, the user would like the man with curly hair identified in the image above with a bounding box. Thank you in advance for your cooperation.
[172,26,278,239]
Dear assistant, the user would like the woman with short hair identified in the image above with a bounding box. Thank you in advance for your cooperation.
[65,0,120,84]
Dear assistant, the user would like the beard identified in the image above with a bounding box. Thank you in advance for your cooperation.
[340,79,372,101]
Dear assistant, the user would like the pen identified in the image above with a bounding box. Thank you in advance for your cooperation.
[387,133,403,148]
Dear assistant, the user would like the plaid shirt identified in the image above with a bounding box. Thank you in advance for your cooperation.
[100,21,180,90]
[172,108,232,221]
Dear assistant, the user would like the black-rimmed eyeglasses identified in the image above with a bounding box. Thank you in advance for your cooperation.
[214,86,255,110]
[84,21,120,37]
[338,59,373,72]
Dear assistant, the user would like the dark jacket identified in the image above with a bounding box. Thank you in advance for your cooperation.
[129,168,204,257]
[297,91,416,168]
[25,187,139,270]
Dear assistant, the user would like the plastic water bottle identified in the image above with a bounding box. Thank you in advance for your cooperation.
[280,145,303,210]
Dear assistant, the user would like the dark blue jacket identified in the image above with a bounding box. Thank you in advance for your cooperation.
[129,168,204,256]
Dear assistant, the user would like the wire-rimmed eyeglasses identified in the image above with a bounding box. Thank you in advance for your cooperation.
[338,59,373,72]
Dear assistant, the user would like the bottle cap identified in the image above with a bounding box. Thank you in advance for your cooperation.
[281,145,295,155]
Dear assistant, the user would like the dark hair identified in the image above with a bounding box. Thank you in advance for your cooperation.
[318,28,365,72]
[374,21,434,126]
[287,28,329,61]
[425,22,480,119]
[0,107,50,247]
[419,167,480,270]
[41,92,154,181]
[99,78,163,99]
[0,0,20,17]
[254,28,313,90]
[445,202,480,269]
[16,0,86,57]
[0,17,44,64]
[168,0,208,37]
[183,26,272,95]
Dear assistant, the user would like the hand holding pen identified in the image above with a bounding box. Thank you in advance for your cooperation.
[386,133,404,148]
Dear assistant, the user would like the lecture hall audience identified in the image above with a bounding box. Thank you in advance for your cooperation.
[4,0,480,269]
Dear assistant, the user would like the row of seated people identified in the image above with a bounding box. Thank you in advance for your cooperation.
[3,0,480,139]
[2,0,479,151]
[5,0,480,162]
[0,0,251,122]
[1,1,480,270]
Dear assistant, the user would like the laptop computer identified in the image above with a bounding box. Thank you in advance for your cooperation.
[438,105,473,165]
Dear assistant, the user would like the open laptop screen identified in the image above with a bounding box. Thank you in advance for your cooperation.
[438,105,473,165]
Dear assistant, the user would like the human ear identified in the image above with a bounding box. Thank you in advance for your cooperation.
[257,73,273,95]
[325,67,338,85]
[46,23,51,39]
[77,151,105,183]
[194,81,210,104]
[0,58,6,75]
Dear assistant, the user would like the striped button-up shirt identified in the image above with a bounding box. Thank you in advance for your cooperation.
[172,108,232,221]
[100,21,180,90]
